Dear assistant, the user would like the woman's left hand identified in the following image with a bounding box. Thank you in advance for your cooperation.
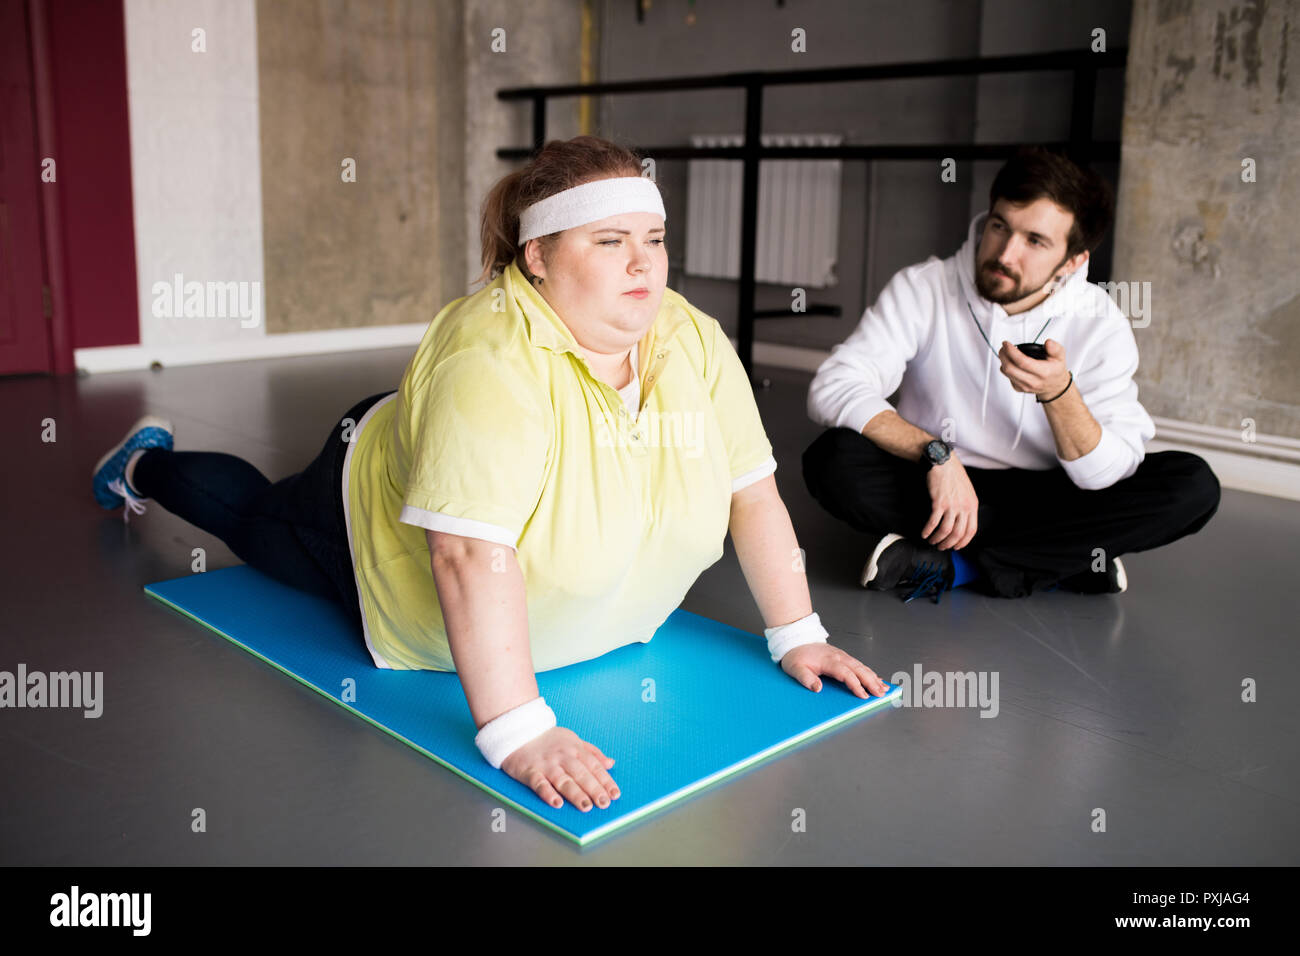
[780,643,890,698]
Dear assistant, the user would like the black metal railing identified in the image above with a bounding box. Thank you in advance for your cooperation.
[497,49,1126,384]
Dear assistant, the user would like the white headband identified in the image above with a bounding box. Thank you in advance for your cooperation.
[518,176,666,243]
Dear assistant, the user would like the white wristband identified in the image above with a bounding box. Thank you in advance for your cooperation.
[764,611,829,663]
[474,696,557,769]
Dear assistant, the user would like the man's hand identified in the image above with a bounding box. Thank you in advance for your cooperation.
[998,338,1070,399]
[923,455,978,550]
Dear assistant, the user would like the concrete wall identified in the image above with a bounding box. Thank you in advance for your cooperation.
[1112,0,1299,439]
[257,0,466,333]
[256,0,587,328]
[597,0,1131,352]
[462,0,586,289]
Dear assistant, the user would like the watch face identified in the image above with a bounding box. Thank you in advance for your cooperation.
[927,440,950,465]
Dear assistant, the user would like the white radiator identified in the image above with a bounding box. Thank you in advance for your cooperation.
[685,133,843,288]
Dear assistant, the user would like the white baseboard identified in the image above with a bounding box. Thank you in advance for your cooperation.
[1144,439,1300,501]
[1146,416,1300,460]
[74,324,427,374]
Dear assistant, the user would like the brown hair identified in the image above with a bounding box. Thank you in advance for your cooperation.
[989,146,1115,262]
[476,135,647,287]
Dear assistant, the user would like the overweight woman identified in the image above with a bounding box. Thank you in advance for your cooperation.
[92,135,889,814]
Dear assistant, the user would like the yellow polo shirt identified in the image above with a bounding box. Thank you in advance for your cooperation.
[342,260,775,672]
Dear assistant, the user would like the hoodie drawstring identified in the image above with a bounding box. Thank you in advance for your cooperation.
[980,347,992,426]
[1009,314,1027,451]
[1010,391,1027,451]
[968,299,1050,451]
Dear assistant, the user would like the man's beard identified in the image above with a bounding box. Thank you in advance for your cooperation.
[974,256,1066,305]
[976,260,1033,303]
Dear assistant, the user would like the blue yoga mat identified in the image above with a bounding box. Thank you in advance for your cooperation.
[144,565,900,846]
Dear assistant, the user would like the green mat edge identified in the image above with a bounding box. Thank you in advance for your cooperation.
[144,583,902,848]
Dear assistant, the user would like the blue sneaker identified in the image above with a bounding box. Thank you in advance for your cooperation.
[92,415,174,521]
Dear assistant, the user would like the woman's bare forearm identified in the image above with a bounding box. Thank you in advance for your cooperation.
[427,531,539,729]
[729,475,813,630]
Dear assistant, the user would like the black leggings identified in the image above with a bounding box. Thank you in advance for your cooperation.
[131,391,396,627]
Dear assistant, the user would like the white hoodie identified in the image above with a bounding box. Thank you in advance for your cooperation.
[807,211,1155,490]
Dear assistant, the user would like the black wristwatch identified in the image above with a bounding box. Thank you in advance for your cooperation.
[921,439,953,471]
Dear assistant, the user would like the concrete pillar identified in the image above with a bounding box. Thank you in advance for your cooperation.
[1113,0,1299,438]
[257,0,467,332]
[462,0,585,289]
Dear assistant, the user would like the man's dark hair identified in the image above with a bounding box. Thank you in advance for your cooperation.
[988,147,1115,261]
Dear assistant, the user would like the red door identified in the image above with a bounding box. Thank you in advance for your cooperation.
[0,0,53,375]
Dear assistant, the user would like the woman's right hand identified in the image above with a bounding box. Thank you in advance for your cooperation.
[499,726,620,812]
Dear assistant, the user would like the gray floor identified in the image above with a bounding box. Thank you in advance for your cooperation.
[2,350,1297,865]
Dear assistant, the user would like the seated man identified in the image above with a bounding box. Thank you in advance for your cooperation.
[802,146,1220,602]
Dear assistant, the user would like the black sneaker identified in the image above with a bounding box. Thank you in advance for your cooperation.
[1056,556,1128,594]
[860,533,956,604]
